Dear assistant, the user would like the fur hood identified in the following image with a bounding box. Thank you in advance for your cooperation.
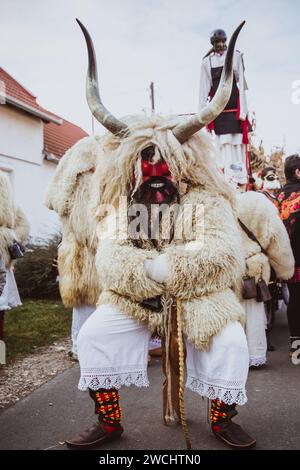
[45,135,103,217]
[89,115,237,218]
[237,191,294,282]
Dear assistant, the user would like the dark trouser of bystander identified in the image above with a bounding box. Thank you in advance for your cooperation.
[0,311,5,340]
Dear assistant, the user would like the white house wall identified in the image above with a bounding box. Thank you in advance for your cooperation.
[0,105,43,165]
[0,104,60,239]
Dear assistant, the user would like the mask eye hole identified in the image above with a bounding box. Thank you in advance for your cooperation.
[141,145,155,161]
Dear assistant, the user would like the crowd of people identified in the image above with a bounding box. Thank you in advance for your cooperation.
[245,159,300,361]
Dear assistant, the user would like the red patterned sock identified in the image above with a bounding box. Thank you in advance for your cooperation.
[210,399,230,432]
[89,388,122,433]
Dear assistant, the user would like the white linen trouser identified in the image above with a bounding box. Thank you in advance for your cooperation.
[243,299,267,367]
[77,304,249,405]
[71,305,95,354]
[0,267,21,311]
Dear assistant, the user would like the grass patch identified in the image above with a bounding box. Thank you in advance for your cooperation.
[3,300,72,363]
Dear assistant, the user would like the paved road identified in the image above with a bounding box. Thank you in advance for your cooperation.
[0,308,299,450]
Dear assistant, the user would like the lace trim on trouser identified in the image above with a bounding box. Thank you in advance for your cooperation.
[78,366,150,391]
[249,355,267,367]
[186,371,248,406]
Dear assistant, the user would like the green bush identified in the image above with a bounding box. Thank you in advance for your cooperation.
[14,236,61,300]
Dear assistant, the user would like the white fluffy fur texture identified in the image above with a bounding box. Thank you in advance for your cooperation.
[95,189,246,350]
[57,222,100,307]
[0,171,15,228]
[14,207,30,245]
[0,227,15,267]
[96,238,165,302]
[91,117,247,351]
[45,136,102,307]
[164,189,245,300]
[0,171,30,267]
[237,191,294,282]
[45,135,102,217]
[183,289,245,351]
[66,171,98,247]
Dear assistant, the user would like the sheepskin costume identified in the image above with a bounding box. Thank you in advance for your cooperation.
[237,190,294,366]
[45,136,106,353]
[0,170,29,311]
[64,20,263,451]
[89,116,246,348]
[77,115,250,405]
[45,135,102,309]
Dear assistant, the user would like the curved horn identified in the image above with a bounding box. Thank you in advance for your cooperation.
[172,21,245,144]
[76,19,129,137]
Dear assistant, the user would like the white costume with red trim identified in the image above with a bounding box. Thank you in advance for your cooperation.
[199,50,249,185]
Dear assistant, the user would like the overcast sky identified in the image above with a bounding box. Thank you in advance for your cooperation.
[1,0,299,154]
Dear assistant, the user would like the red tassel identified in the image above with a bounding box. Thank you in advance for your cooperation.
[206,121,215,132]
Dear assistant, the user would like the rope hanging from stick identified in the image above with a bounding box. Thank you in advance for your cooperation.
[176,299,191,450]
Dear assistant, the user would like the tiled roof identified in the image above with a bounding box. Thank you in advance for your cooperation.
[0,67,61,123]
[0,67,37,108]
[0,67,89,159]
[44,119,88,159]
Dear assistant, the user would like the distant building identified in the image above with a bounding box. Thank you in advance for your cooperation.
[0,67,88,238]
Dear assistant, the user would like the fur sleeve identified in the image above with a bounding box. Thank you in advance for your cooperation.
[14,207,30,244]
[96,239,165,302]
[238,191,295,280]
[266,213,295,280]
[163,196,245,300]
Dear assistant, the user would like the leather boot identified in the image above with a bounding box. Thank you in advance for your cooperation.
[66,421,123,449]
[211,403,256,448]
[66,388,123,449]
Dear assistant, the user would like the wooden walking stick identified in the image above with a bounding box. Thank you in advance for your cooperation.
[162,297,191,449]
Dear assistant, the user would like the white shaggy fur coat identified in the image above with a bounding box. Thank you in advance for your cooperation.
[45,136,103,308]
[87,116,248,352]
[237,191,294,283]
[0,171,29,267]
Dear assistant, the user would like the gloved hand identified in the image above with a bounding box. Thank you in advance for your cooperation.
[144,253,170,283]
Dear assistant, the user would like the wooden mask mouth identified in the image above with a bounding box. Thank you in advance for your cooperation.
[133,176,178,205]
